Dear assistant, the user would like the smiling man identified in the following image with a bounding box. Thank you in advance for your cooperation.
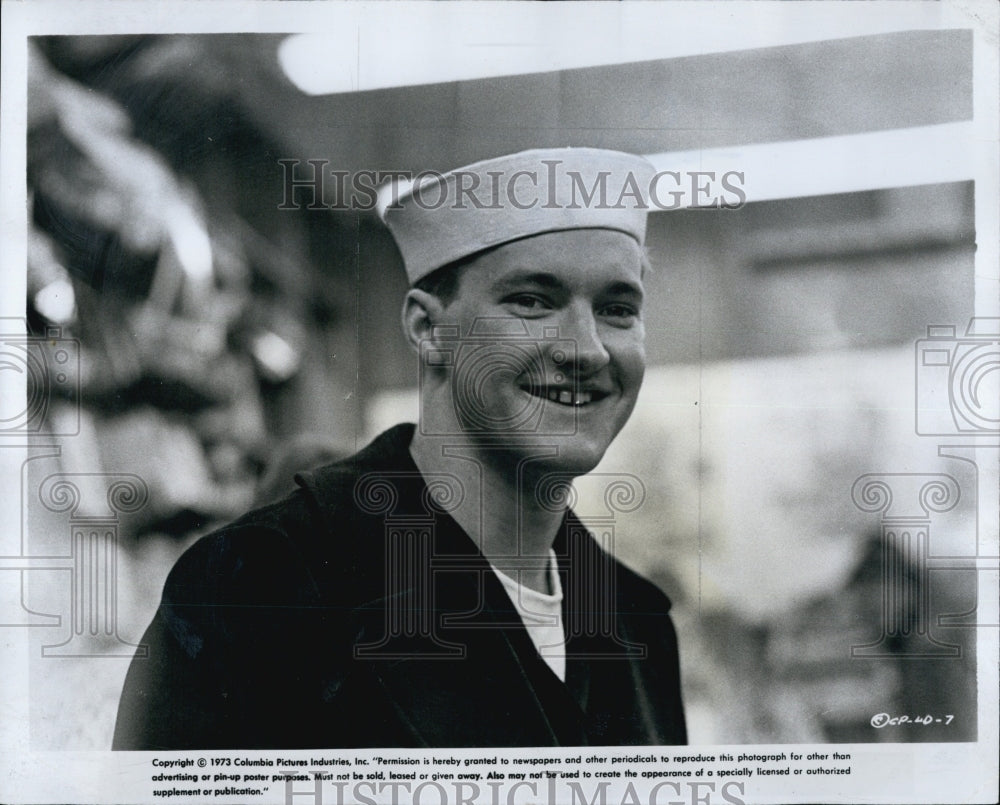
[113,148,686,749]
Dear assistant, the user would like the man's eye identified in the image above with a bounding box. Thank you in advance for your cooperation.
[601,303,639,320]
[504,294,551,312]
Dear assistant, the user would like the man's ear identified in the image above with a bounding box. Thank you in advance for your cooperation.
[401,288,446,352]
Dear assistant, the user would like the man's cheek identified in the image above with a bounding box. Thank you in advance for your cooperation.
[619,342,646,390]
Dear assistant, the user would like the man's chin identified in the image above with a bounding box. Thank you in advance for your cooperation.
[522,438,608,479]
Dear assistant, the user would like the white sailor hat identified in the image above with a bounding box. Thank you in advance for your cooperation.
[383,147,655,285]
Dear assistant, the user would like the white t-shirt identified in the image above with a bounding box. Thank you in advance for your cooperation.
[490,551,566,682]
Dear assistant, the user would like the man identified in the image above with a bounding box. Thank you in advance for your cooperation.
[113,148,686,749]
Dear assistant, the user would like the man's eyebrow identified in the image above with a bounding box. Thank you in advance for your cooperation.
[492,272,645,301]
[604,281,644,301]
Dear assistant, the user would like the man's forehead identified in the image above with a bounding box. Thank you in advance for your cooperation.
[474,229,645,287]
[383,147,655,287]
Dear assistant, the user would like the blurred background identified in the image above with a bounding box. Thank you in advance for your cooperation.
[15,28,982,748]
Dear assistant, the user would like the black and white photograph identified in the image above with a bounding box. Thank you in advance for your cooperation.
[1,2,997,803]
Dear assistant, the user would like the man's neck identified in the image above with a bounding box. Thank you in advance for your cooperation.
[408,431,566,594]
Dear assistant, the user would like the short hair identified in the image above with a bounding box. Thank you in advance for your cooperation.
[412,237,651,306]
[412,245,498,307]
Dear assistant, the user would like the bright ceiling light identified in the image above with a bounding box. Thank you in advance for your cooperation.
[277,6,943,96]
[646,122,976,204]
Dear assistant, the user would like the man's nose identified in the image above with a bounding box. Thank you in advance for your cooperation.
[556,302,610,375]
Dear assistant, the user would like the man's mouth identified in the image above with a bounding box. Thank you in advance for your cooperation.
[521,384,608,407]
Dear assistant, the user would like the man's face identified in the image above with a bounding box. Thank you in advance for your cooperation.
[430,228,646,476]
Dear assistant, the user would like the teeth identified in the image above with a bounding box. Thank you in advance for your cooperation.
[540,389,595,406]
